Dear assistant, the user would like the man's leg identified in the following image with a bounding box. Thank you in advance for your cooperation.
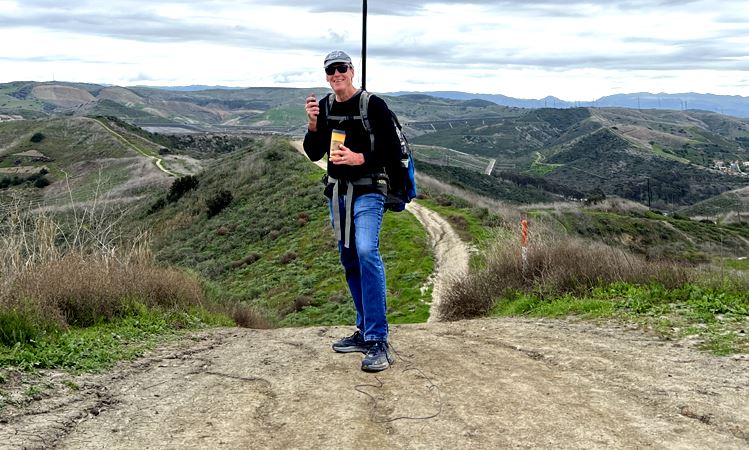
[351,193,388,342]
[329,196,369,353]
[352,193,393,371]
[329,196,364,330]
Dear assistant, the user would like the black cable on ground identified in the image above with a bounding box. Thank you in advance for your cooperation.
[353,343,443,423]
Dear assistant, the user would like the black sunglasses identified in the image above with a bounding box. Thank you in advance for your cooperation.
[325,64,350,75]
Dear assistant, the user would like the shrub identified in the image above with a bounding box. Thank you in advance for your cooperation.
[279,251,297,264]
[7,253,206,328]
[34,177,50,189]
[230,304,271,329]
[166,175,199,203]
[147,197,167,214]
[287,296,313,314]
[439,233,692,321]
[0,208,208,344]
[206,189,233,218]
[0,308,54,346]
[295,295,313,310]
[30,132,45,143]
[228,253,260,268]
[264,149,283,161]
[585,188,606,205]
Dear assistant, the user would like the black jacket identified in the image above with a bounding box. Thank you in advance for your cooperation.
[303,90,400,198]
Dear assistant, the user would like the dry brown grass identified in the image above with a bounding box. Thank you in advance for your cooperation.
[229,304,272,329]
[7,254,205,327]
[439,231,693,321]
[0,202,207,337]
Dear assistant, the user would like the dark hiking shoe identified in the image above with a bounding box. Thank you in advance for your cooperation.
[332,330,372,353]
[361,341,394,372]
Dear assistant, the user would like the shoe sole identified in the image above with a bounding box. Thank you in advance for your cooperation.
[361,357,394,372]
[332,345,370,354]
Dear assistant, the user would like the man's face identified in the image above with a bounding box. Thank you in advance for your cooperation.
[326,64,354,92]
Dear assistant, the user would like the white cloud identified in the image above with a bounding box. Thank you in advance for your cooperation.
[1,0,748,99]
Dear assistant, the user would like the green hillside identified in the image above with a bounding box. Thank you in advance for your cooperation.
[140,138,434,325]
[526,206,749,262]
[4,81,749,214]
[411,106,749,208]
[0,117,172,206]
[417,160,556,204]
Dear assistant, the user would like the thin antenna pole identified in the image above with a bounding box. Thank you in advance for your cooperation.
[362,0,367,91]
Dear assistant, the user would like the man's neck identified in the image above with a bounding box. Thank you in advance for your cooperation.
[335,86,359,103]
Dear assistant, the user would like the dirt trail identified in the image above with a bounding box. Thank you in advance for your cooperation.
[406,202,469,322]
[2,319,747,449]
[89,118,177,177]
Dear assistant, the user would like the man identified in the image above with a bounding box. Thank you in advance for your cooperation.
[303,50,400,372]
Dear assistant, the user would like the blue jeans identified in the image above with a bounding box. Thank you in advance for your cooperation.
[329,193,388,342]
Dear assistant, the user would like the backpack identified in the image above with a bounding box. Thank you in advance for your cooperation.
[324,90,417,212]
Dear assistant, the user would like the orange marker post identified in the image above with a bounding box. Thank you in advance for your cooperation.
[520,219,529,273]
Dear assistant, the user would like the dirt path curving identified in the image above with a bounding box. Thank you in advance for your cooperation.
[89,118,177,177]
[405,202,469,322]
[2,319,747,449]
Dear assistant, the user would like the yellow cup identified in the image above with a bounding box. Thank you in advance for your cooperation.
[330,129,345,159]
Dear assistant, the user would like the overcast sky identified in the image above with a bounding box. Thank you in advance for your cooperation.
[2,0,749,100]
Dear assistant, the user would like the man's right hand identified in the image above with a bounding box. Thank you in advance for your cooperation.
[305,94,319,132]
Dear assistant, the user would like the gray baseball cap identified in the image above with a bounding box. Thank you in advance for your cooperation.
[324,50,352,68]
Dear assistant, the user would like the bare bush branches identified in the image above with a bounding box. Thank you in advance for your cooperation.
[0,180,206,343]
[439,229,693,321]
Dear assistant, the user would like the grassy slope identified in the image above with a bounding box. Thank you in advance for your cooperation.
[144,138,433,326]
[0,136,433,381]
[407,187,748,354]
[416,160,554,204]
[0,117,169,206]
[526,206,749,262]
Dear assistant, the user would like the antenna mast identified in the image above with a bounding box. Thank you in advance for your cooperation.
[362,0,367,90]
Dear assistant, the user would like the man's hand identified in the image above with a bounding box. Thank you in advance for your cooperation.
[330,144,364,166]
[305,93,319,132]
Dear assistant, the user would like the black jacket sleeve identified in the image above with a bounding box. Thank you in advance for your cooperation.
[302,96,330,162]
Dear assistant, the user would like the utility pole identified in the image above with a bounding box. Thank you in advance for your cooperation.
[361,0,367,91]
[647,177,652,209]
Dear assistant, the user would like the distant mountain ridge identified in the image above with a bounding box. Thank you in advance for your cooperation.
[387,91,749,118]
[135,85,246,92]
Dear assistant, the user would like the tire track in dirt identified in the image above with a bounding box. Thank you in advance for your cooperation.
[289,139,470,321]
